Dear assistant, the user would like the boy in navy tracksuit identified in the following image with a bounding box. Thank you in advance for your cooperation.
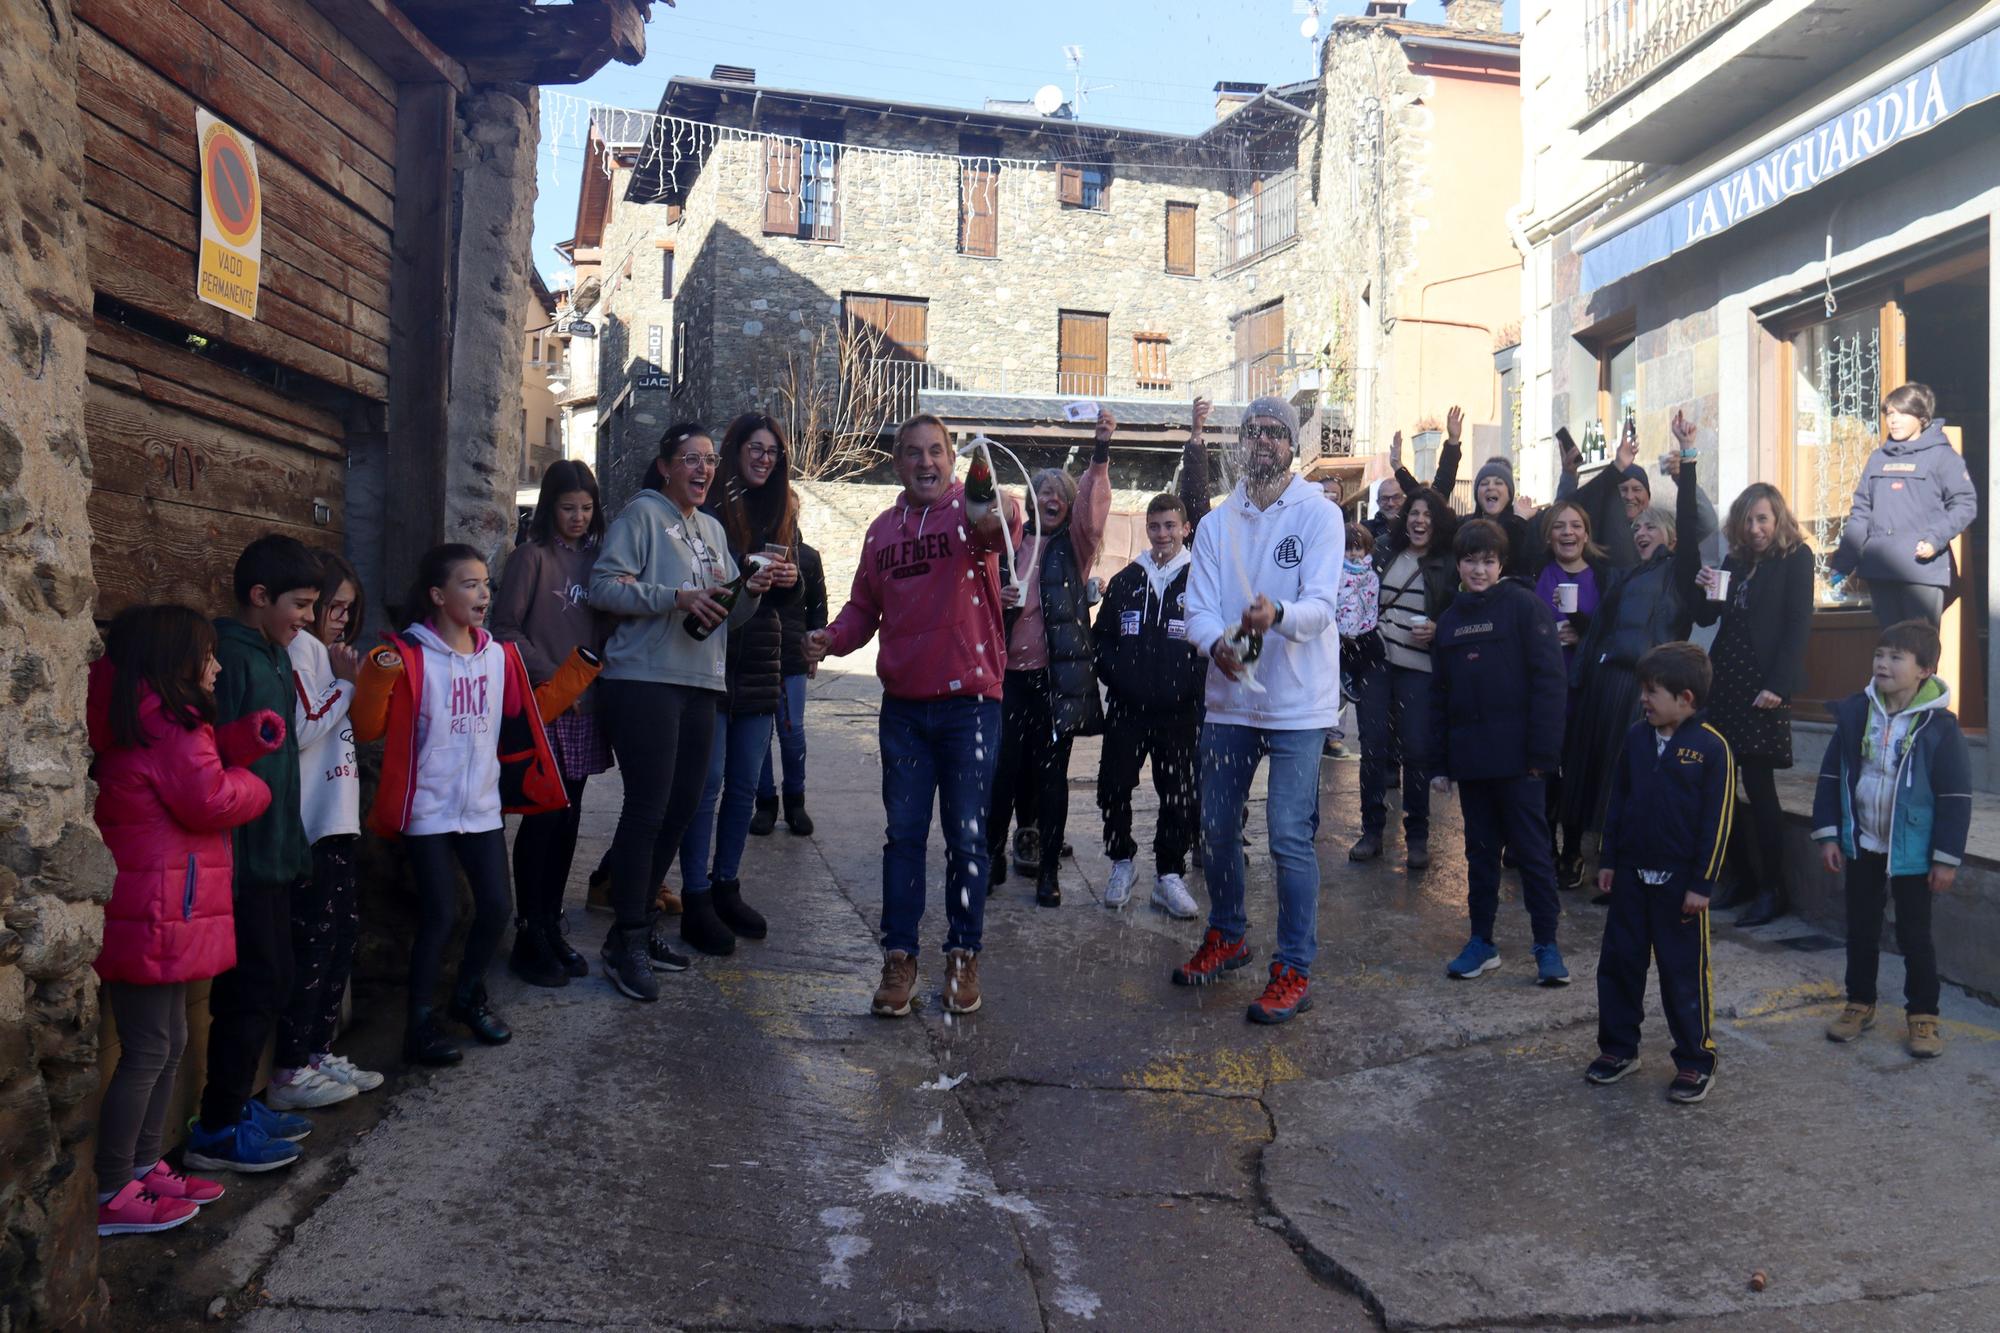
[1093,493,1206,918]
[1426,519,1571,986]
[1812,618,1970,1059]
[1587,641,1734,1105]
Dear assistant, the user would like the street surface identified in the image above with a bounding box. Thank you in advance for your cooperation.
[125,666,2000,1331]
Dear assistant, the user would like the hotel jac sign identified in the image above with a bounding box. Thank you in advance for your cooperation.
[195,109,263,320]
[636,324,671,389]
[1580,22,2000,292]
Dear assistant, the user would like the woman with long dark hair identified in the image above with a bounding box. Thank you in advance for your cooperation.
[1695,482,1815,926]
[494,460,610,986]
[675,411,802,955]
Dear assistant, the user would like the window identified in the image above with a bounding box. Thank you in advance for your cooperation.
[1232,300,1285,400]
[1133,333,1171,390]
[660,246,675,300]
[1058,310,1109,396]
[959,133,1001,257]
[763,116,843,241]
[1164,202,1196,276]
[843,293,929,363]
[1596,335,1637,442]
[1057,160,1110,211]
[1218,170,1298,268]
[545,418,559,450]
[1786,304,1887,610]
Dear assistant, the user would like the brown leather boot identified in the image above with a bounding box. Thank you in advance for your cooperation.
[943,948,982,1014]
[872,950,918,1017]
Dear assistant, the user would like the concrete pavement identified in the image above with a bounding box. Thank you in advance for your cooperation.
[121,664,2000,1331]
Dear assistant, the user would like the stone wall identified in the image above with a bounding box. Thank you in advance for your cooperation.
[0,0,114,1326]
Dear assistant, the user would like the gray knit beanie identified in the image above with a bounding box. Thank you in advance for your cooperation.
[1241,396,1301,445]
[1473,455,1516,505]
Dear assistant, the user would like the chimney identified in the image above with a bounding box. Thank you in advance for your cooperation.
[1441,0,1504,33]
[710,63,756,84]
[1213,80,1265,122]
[1363,1,1408,17]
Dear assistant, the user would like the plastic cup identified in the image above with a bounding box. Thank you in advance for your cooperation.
[1556,582,1579,613]
[1708,568,1731,602]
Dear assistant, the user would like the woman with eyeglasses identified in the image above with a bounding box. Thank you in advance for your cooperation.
[674,412,803,956]
[587,422,777,1002]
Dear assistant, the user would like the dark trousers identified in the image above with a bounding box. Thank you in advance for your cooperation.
[1097,703,1197,876]
[97,980,189,1190]
[1459,776,1560,946]
[1597,869,1716,1075]
[603,679,718,929]
[1843,850,1940,1015]
[1738,762,1786,894]
[512,774,589,921]
[1868,580,1946,629]
[404,828,510,1013]
[199,877,293,1129]
[1360,663,1431,840]
[275,836,360,1069]
[988,668,1075,876]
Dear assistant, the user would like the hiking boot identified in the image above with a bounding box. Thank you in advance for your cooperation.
[679,891,737,956]
[783,792,815,836]
[1446,937,1500,979]
[508,917,569,989]
[1826,1002,1876,1043]
[601,925,661,1002]
[712,878,768,940]
[1533,942,1571,987]
[97,1180,199,1236]
[1405,837,1431,870]
[943,948,982,1014]
[265,1065,358,1111]
[1035,871,1062,908]
[748,796,779,836]
[1172,928,1253,987]
[1907,1014,1944,1059]
[1247,962,1312,1024]
[1150,873,1200,920]
[1104,859,1137,909]
[403,1008,463,1065]
[548,912,589,977]
[138,1160,224,1206]
[873,950,918,1017]
[447,982,511,1045]
[1348,833,1383,862]
[1666,1067,1714,1104]
[1585,1054,1641,1085]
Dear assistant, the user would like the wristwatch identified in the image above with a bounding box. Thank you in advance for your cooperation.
[1272,600,1285,628]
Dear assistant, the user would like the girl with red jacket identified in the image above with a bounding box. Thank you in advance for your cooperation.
[89,605,286,1236]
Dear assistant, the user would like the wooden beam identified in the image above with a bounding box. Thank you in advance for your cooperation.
[307,0,468,92]
[400,0,649,84]
[384,80,455,591]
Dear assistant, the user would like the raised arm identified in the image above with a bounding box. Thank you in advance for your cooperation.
[1071,412,1115,573]
[1179,397,1214,533]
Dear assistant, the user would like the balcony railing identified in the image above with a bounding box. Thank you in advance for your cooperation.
[1585,0,1753,110]
[1213,169,1298,270]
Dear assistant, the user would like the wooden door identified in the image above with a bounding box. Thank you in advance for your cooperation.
[1165,202,1195,275]
[1058,310,1108,396]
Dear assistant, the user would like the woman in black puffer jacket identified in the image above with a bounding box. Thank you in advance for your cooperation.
[674,411,802,956]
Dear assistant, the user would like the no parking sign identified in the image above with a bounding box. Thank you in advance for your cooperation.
[196,109,262,320]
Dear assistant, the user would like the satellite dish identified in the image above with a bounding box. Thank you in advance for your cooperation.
[1033,84,1064,116]
[1300,14,1319,38]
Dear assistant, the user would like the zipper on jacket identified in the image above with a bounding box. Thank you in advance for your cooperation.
[183,854,197,920]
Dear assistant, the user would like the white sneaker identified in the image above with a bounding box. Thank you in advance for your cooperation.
[1151,873,1200,920]
[1104,860,1137,908]
[266,1066,359,1110]
[317,1053,384,1093]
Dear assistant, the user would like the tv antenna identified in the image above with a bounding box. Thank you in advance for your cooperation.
[1063,45,1115,113]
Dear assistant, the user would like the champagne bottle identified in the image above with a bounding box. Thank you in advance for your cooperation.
[683,557,767,642]
[963,445,997,521]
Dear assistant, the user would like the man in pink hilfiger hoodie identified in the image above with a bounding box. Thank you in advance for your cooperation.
[808,413,1021,1020]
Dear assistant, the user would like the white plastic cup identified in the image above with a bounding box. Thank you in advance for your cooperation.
[1708,568,1731,602]
[1408,613,1429,629]
[1556,582,1579,613]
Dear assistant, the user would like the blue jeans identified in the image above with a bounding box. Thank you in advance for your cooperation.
[680,711,780,896]
[757,674,809,799]
[879,695,1000,957]
[1199,723,1324,973]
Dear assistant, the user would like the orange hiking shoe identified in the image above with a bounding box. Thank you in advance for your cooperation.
[1171,928,1252,987]
[1247,962,1313,1024]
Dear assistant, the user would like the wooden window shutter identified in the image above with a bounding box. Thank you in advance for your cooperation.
[1057,311,1108,396]
[764,136,802,235]
[1133,333,1170,388]
[960,162,999,257]
[1165,203,1196,275]
[1057,162,1084,206]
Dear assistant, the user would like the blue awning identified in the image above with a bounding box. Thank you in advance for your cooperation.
[1578,21,2000,293]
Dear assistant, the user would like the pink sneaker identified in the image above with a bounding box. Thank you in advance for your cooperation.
[97,1179,199,1236]
[140,1160,225,1205]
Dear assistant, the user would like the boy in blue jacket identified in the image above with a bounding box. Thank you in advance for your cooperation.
[1587,642,1734,1105]
[1812,618,1971,1058]
[1426,519,1571,986]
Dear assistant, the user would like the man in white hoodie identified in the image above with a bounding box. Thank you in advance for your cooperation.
[1171,397,1344,1024]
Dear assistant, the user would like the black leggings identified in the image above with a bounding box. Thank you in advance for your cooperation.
[603,679,718,929]
[512,774,589,921]
[1738,762,1786,895]
[405,829,510,1012]
[988,669,1076,876]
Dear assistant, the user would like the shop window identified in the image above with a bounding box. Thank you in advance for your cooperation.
[1787,304,1888,610]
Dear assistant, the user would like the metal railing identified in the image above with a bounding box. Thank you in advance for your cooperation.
[1585,0,1753,109]
[1213,170,1298,270]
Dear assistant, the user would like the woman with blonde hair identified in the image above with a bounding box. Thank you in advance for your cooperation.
[1695,480,1815,926]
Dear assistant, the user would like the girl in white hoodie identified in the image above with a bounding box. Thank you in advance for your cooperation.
[272,554,382,1107]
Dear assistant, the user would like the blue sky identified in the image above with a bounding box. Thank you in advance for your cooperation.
[530,0,1519,277]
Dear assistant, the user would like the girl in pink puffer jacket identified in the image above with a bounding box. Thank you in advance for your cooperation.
[88,605,284,1238]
